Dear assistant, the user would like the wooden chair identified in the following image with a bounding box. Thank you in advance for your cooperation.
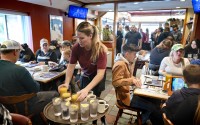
[114,100,142,125]
[11,113,32,125]
[162,113,174,125]
[0,93,48,125]
[0,93,36,117]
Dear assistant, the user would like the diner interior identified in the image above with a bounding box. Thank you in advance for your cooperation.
[0,0,200,125]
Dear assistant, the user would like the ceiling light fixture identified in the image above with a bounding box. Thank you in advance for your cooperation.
[96,5,100,6]
[109,10,112,11]
[180,0,185,1]
[134,2,138,4]
[176,7,181,8]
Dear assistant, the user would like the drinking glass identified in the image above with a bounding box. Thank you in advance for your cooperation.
[52,97,62,116]
[188,54,192,58]
[89,98,98,117]
[80,101,89,121]
[61,100,70,120]
[193,54,198,59]
[87,94,96,102]
[69,103,79,123]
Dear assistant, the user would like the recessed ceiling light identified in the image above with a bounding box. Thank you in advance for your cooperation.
[109,10,112,11]
[176,7,181,8]
[139,8,143,10]
[134,2,138,4]
[96,5,100,6]
[180,0,185,1]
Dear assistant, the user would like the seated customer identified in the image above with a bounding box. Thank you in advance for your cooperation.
[60,40,72,52]
[49,49,71,68]
[159,44,190,76]
[49,40,61,60]
[30,38,57,65]
[173,95,200,125]
[162,64,200,123]
[149,38,173,74]
[112,44,163,125]
[19,43,35,62]
[184,39,198,58]
[0,40,58,118]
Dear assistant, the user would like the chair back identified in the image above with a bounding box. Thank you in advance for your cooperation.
[163,113,174,125]
[11,113,32,125]
[0,93,36,116]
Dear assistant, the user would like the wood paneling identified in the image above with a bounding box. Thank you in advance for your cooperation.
[194,14,200,40]
[0,0,74,52]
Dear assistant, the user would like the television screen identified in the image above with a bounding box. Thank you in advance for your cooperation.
[171,78,186,91]
[68,5,88,19]
[192,0,200,13]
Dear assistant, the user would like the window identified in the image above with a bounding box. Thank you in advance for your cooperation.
[0,12,32,46]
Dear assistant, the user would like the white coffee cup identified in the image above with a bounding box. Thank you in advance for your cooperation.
[41,65,48,72]
[98,100,109,113]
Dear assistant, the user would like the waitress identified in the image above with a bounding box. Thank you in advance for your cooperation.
[58,22,107,124]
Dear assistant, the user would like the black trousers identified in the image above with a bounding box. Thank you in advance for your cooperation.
[80,72,107,124]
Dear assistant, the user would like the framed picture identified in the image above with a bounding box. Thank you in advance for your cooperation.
[50,15,63,41]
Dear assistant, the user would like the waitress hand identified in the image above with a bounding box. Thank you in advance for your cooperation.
[77,88,89,101]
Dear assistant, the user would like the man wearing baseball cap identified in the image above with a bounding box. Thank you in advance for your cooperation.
[31,38,57,65]
[0,40,58,124]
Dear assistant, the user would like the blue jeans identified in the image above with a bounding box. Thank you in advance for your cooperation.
[130,95,163,125]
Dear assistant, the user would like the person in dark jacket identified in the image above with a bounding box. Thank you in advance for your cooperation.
[149,38,173,74]
[184,39,199,59]
[173,95,200,125]
[157,27,173,45]
[19,43,35,62]
[162,64,200,124]
[49,40,61,60]
[116,25,123,54]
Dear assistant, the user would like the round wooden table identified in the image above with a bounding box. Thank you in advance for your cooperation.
[43,100,109,124]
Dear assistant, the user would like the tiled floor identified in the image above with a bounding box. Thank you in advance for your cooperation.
[82,69,141,125]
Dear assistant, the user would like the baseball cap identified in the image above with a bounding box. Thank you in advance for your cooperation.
[171,44,184,51]
[40,38,48,46]
[0,40,24,51]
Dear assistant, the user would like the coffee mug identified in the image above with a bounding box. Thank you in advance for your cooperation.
[98,100,109,113]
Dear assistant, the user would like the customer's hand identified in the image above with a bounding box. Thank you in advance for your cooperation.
[29,61,36,64]
[133,78,142,88]
[77,88,89,101]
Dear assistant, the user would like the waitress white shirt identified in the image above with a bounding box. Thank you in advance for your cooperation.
[159,57,190,76]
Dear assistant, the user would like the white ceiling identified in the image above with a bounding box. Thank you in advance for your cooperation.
[18,0,192,12]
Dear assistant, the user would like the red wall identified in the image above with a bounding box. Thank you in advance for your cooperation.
[0,0,74,52]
